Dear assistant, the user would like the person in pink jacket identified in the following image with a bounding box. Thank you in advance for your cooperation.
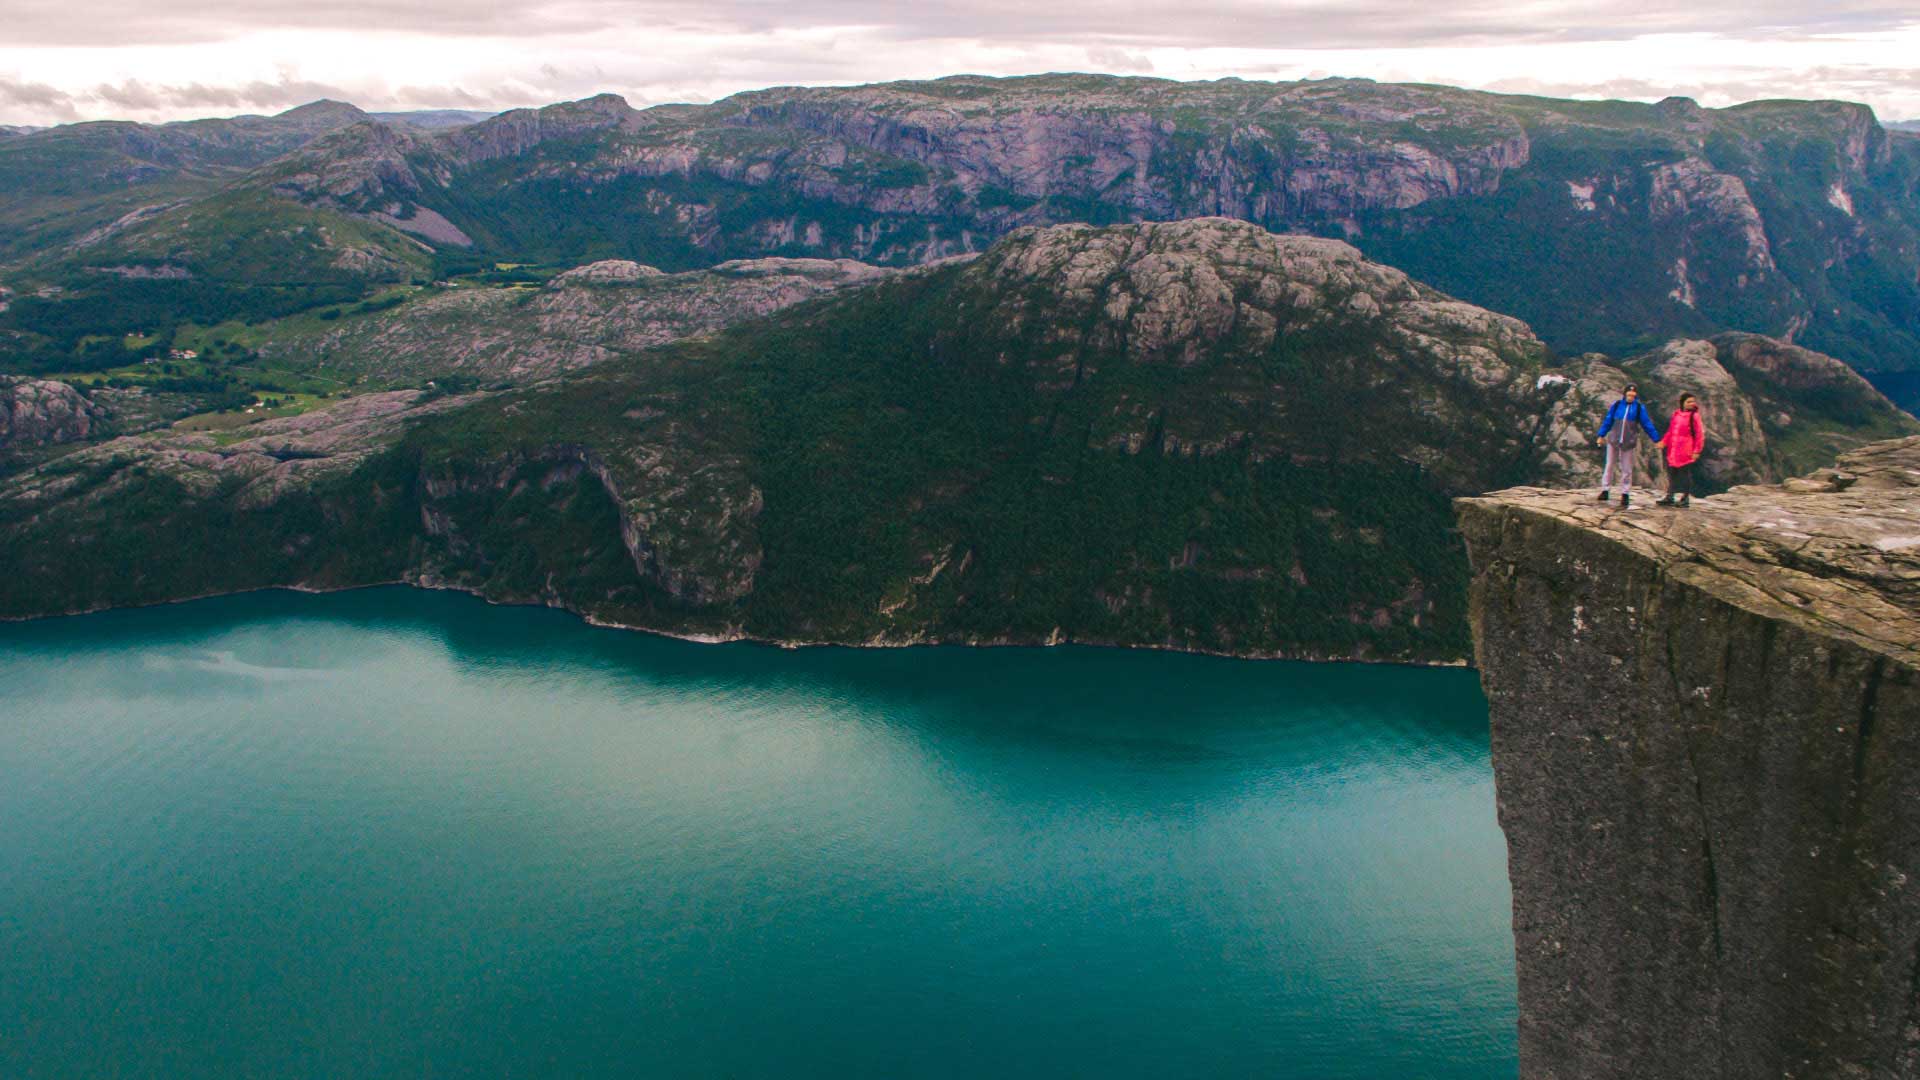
[1657,393,1706,507]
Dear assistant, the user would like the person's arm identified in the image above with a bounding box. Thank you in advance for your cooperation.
[1637,406,1660,442]
[1596,403,1616,444]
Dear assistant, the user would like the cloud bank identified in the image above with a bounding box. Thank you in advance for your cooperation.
[2,1,1917,125]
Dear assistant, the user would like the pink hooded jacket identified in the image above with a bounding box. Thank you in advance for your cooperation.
[1665,407,1704,467]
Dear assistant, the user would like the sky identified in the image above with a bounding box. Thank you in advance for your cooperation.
[2,1,1919,127]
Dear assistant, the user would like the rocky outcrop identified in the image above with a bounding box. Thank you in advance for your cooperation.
[0,378,104,449]
[411,440,761,607]
[0,389,474,509]
[1458,438,1920,1079]
[962,218,1553,490]
[262,121,429,206]
[547,259,666,286]
[438,93,639,166]
[21,77,1919,383]
[1646,158,1776,279]
[262,255,900,383]
[0,218,1573,658]
[1532,334,1918,490]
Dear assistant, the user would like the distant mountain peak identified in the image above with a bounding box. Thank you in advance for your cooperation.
[546,93,635,121]
[278,100,370,122]
[370,109,498,131]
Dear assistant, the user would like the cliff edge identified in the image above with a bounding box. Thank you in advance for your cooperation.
[1457,436,1920,1078]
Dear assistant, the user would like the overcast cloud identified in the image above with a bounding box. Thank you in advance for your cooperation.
[1,0,1917,125]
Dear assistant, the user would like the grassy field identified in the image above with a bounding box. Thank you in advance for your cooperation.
[50,351,357,435]
[173,392,340,435]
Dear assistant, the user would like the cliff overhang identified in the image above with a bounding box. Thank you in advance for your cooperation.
[1457,435,1920,1078]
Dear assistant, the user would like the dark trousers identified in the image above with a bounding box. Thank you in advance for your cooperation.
[1666,461,1695,499]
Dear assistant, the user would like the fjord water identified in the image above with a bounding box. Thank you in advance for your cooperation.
[0,589,1516,1078]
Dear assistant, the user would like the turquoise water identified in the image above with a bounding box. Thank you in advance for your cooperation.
[0,588,1516,1078]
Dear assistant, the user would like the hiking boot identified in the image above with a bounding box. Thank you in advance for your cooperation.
[1678,495,1691,508]
[1620,492,1631,509]
[1597,490,1610,501]
[1656,495,1676,506]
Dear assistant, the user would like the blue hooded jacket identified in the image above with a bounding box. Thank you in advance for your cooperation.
[1597,398,1661,443]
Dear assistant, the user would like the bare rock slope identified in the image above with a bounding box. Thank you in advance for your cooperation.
[1458,438,1920,1078]
[261,257,898,383]
[0,377,104,449]
[1533,332,1917,489]
[21,76,1918,389]
[4,218,1912,665]
[0,218,1565,658]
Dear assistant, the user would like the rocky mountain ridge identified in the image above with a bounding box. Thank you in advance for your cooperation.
[370,110,497,131]
[7,75,1917,393]
[0,218,1560,657]
[3,218,1911,662]
[0,376,104,450]
[0,100,378,261]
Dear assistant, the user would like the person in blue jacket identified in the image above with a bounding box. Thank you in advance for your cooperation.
[1595,383,1662,507]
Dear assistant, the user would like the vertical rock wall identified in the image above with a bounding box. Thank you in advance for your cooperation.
[1458,437,1920,1079]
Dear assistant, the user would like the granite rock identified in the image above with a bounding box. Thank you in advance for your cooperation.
[1458,436,1920,1078]
[0,377,104,449]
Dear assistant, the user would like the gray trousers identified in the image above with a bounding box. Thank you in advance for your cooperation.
[1602,441,1636,491]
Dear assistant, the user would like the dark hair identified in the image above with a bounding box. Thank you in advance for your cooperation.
[1680,393,1698,408]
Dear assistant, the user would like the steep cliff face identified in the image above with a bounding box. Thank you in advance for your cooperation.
[723,76,1531,226]
[15,76,1919,385]
[1458,438,1920,1078]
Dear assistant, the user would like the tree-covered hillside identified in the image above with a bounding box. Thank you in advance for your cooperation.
[0,220,1562,660]
[5,218,1910,659]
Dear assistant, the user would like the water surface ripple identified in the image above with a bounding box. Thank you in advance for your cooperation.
[0,588,1516,1078]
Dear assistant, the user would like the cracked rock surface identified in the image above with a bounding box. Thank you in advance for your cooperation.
[0,377,104,450]
[1457,436,1920,1079]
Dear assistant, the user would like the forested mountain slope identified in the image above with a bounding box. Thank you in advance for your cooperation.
[4,219,1911,660]
[8,76,1915,397]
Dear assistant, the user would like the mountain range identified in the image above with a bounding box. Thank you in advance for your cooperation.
[4,75,1918,399]
[3,218,1911,660]
[1,75,1916,660]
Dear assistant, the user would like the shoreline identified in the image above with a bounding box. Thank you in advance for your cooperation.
[0,578,1475,670]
